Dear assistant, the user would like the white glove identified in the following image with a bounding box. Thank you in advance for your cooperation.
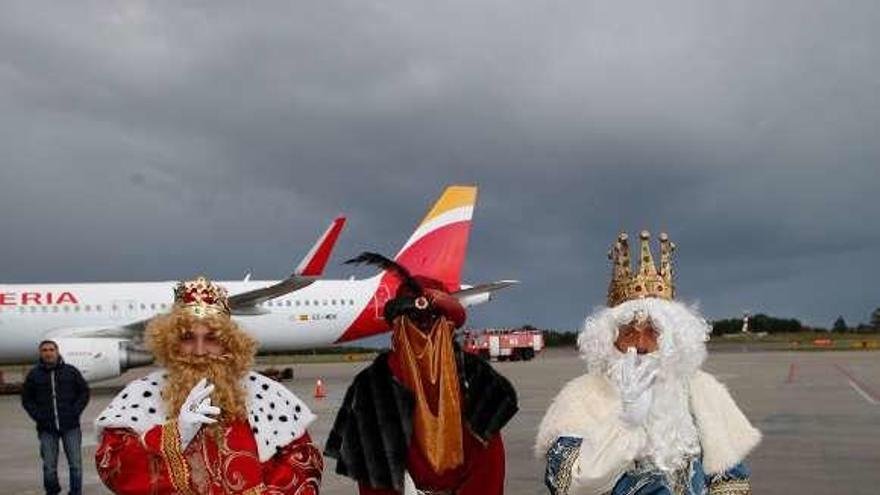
[403,470,418,495]
[616,348,658,428]
[176,378,220,450]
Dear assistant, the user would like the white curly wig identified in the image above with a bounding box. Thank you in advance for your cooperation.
[578,297,712,471]
[578,297,711,379]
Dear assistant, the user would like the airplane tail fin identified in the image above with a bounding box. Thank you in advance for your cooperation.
[393,185,477,291]
[294,216,346,276]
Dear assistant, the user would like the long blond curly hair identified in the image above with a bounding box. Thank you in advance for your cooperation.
[145,308,256,420]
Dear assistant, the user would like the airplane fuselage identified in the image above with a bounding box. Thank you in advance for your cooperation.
[0,276,395,364]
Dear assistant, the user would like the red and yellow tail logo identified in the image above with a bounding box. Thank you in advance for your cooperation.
[394,185,477,291]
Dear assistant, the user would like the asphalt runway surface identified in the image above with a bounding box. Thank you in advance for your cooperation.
[1,349,878,494]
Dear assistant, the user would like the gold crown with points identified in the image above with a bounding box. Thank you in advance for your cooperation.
[173,276,231,318]
[607,230,675,307]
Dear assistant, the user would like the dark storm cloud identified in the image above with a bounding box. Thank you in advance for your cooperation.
[1,0,878,330]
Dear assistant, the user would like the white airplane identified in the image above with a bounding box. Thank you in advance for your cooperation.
[0,186,516,381]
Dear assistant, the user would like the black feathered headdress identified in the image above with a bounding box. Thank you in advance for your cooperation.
[344,252,423,296]
[345,252,460,325]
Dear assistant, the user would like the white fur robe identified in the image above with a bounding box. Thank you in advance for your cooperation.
[535,370,760,495]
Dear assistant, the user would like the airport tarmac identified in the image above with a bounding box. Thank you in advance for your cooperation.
[1,349,878,494]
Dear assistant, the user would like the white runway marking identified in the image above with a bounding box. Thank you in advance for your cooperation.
[847,379,879,405]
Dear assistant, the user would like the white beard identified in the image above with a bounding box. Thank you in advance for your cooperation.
[642,376,702,472]
[605,351,702,472]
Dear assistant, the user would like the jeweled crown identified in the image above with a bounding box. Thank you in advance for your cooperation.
[607,231,675,307]
[173,276,230,318]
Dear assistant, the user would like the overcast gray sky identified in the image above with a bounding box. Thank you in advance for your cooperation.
[1,1,878,331]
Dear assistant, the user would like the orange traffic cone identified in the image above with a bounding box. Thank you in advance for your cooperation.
[314,378,326,399]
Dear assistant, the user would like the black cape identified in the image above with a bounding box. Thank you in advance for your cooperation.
[324,348,518,491]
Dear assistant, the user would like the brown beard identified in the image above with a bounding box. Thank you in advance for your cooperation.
[145,310,257,422]
[163,353,248,421]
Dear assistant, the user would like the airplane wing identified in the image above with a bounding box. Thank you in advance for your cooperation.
[452,280,519,307]
[228,216,346,314]
[46,323,145,340]
[227,274,317,314]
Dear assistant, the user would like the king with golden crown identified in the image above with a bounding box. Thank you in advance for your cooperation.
[536,232,760,495]
[94,276,324,495]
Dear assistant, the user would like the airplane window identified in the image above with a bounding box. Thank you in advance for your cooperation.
[332,299,337,305]
[140,304,146,310]
[52,306,59,313]
[349,299,354,305]
[313,300,319,306]
[96,305,102,311]
[112,305,118,311]
[161,303,166,309]
[150,303,156,310]
[285,300,291,307]
[85,305,92,311]
[63,306,69,312]
[30,306,37,313]
[296,301,300,307]
[129,304,134,310]
[304,301,309,306]
[322,300,327,306]
[75,306,80,312]
[41,306,48,312]
[18,307,24,313]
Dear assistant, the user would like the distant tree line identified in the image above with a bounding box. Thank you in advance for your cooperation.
[712,314,804,335]
[543,330,579,348]
[831,307,880,333]
[712,307,880,335]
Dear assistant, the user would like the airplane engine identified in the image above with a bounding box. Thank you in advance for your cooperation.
[54,338,154,382]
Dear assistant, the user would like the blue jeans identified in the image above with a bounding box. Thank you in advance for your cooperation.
[38,428,82,495]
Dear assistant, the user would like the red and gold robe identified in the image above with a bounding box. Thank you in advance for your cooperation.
[325,339,517,495]
[96,419,322,495]
[357,431,506,495]
[95,370,322,495]
[357,319,506,495]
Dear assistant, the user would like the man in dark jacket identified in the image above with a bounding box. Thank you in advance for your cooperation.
[21,340,90,495]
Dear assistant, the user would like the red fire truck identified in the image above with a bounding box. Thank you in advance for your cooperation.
[461,328,544,361]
